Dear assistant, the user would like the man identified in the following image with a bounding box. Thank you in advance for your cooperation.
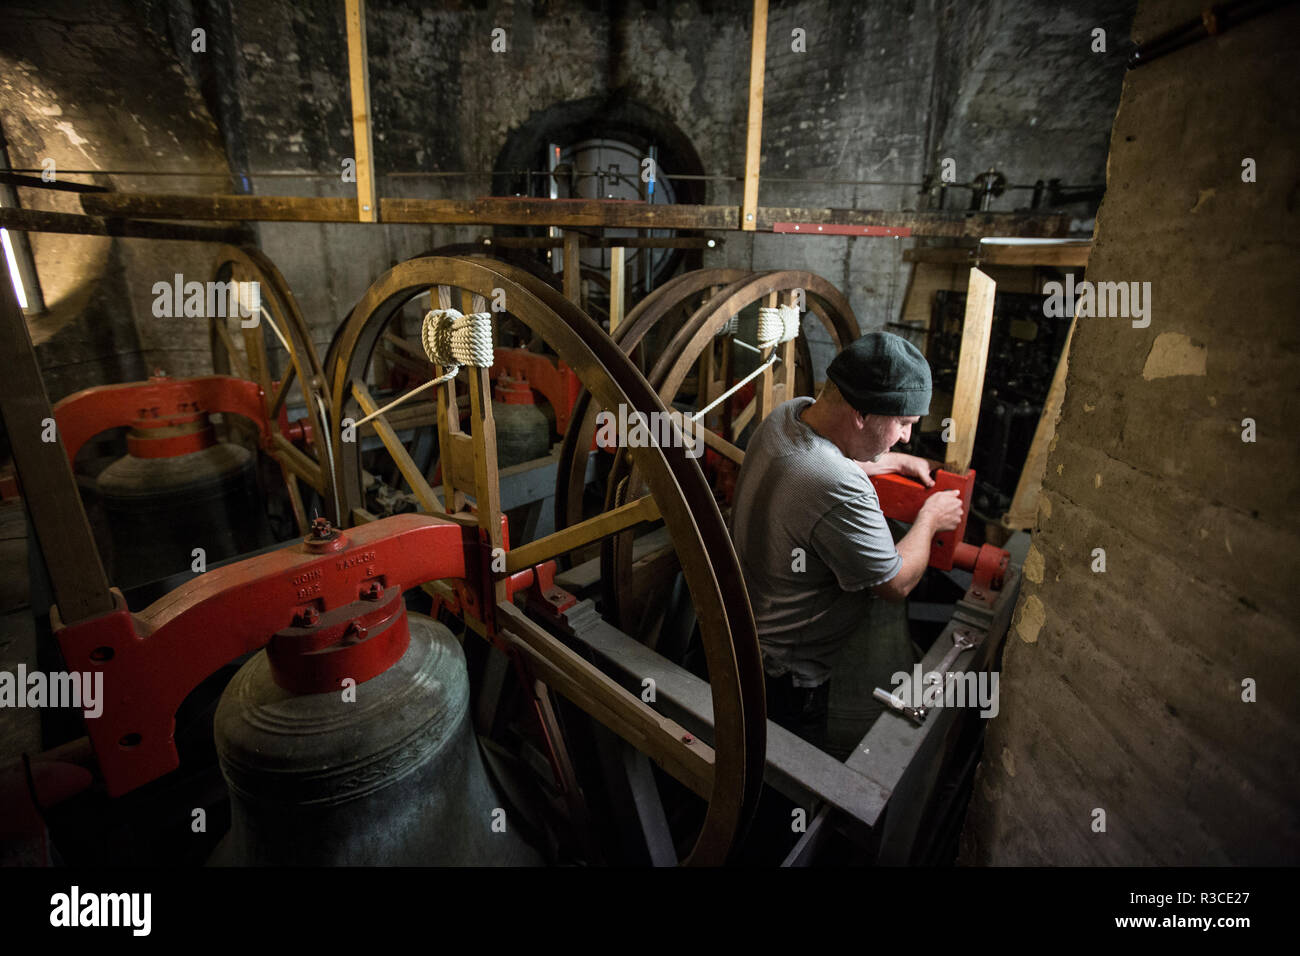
[729,331,964,753]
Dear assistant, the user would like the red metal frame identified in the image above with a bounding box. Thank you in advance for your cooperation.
[52,374,273,463]
[51,511,571,798]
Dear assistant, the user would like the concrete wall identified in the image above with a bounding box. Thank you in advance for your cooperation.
[3,1,1133,390]
[961,0,1300,864]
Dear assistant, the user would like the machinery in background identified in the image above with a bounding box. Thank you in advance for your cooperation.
[922,289,1071,521]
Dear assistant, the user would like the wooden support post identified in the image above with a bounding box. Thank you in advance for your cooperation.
[467,365,505,599]
[944,267,997,473]
[345,0,378,222]
[741,0,768,231]
[563,230,582,305]
[1002,318,1076,530]
[609,245,625,332]
[0,274,114,623]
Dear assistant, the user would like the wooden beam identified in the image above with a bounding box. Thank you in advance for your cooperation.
[496,602,713,801]
[77,192,1071,237]
[0,275,114,623]
[562,230,582,305]
[351,380,442,514]
[741,0,768,231]
[504,494,661,573]
[272,433,325,491]
[944,267,997,473]
[904,241,1091,268]
[344,0,378,222]
[0,206,249,244]
[699,425,745,465]
[609,245,625,332]
[1002,318,1076,530]
[482,236,721,250]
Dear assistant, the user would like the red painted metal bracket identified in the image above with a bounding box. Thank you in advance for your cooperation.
[52,374,272,462]
[52,513,471,796]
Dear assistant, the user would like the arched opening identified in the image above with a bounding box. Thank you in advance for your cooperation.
[492,93,708,301]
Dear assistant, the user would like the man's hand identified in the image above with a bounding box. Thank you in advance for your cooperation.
[917,488,963,533]
[857,452,938,486]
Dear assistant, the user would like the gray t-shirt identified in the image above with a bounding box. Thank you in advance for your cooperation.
[730,397,902,687]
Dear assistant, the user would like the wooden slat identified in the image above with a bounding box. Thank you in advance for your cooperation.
[497,603,713,800]
[504,495,662,573]
[272,433,325,491]
[609,245,625,332]
[344,0,378,222]
[741,0,768,231]
[944,267,997,473]
[731,396,757,436]
[76,192,1070,237]
[281,467,309,535]
[0,272,114,623]
[1002,318,1076,530]
[351,380,441,513]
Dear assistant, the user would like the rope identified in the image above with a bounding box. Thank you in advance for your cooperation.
[714,314,739,338]
[757,304,801,348]
[689,353,780,422]
[352,310,494,428]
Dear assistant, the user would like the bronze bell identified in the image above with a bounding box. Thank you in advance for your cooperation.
[210,612,540,866]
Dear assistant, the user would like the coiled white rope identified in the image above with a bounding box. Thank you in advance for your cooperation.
[757,304,801,348]
[352,309,494,428]
[715,314,739,338]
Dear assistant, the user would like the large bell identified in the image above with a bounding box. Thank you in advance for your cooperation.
[97,427,269,588]
[211,612,541,866]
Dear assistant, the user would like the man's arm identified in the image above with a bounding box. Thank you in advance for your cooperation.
[871,490,963,603]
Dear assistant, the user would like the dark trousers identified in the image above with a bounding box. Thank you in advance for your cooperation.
[764,672,831,753]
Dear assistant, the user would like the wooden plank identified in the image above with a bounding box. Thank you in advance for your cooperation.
[77,191,1070,237]
[1002,318,1076,530]
[351,380,442,514]
[741,0,768,231]
[0,206,248,243]
[504,495,661,573]
[609,245,625,332]
[496,602,714,801]
[267,365,295,417]
[944,267,997,473]
[344,0,378,222]
[0,272,114,623]
[484,236,721,250]
[563,230,582,305]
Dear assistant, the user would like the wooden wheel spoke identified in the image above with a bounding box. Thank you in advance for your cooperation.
[214,320,251,380]
[351,379,443,514]
[268,363,296,417]
[504,494,660,573]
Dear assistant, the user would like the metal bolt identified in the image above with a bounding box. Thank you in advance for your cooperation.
[293,607,319,627]
[681,733,694,744]
[342,621,368,645]
[360,581,383,601]
[310,517,334,539]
